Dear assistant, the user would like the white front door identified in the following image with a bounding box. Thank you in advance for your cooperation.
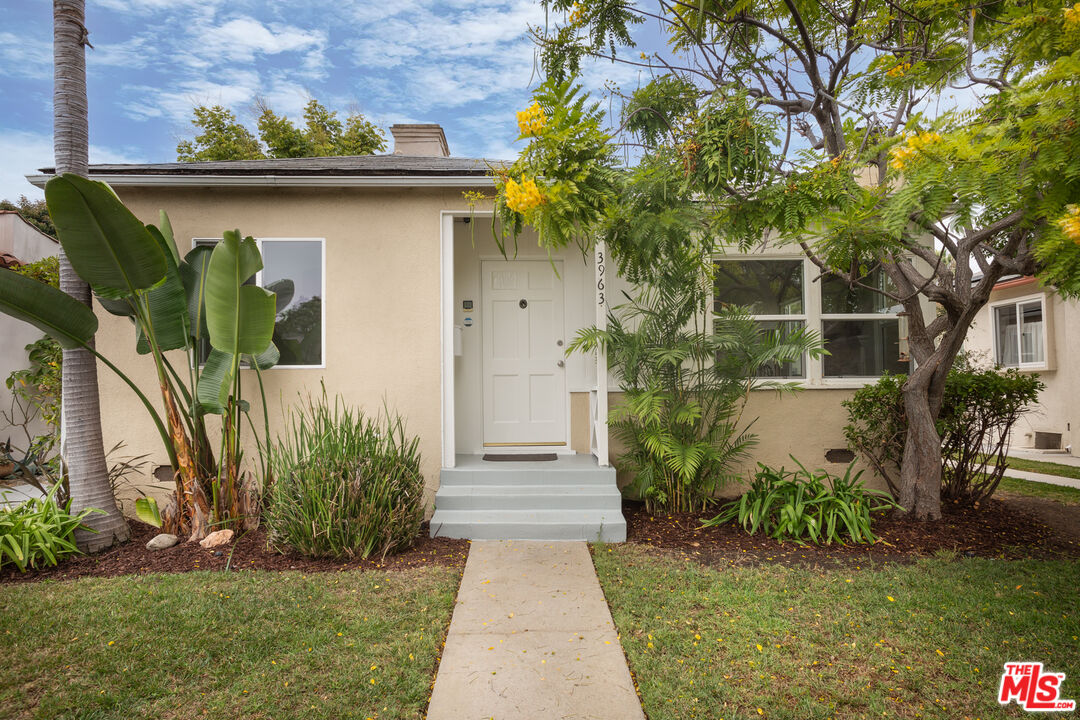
[482,260,567,446]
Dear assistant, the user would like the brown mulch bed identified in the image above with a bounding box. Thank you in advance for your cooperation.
[622,496,1080,569]
[0,520,469,586]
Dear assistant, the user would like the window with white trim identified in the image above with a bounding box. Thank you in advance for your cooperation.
[713,258,806,378]
[820,268,908,378]
[992,295,1045,368]
[714,258,909,382]
[194,237,325,368]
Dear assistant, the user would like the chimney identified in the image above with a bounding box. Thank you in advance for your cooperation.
[390,124,450,157]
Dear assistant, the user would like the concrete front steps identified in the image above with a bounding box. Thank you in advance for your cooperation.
[429,454,627,542]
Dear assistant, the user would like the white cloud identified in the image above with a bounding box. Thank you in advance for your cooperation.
[93,0,226,15]
[198,17,325,63]
[0,129,144,201]
[0,33,52,80]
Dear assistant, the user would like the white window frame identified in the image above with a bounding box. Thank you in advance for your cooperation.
[819,267,906,382]
[713,255,909,388]
[713,255,809,380]
[192,236,327,370]
[989,293,1047,371]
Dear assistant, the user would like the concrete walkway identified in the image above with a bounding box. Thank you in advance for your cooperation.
[427,541,645,720]
[990,466,1080,490]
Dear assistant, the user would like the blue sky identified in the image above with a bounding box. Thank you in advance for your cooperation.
[0,0,649,201]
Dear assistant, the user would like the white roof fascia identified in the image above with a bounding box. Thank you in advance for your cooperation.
[25,174,495,189]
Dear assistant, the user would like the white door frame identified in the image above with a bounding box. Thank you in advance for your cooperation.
[440,212,457,468]
[440,211,608,467]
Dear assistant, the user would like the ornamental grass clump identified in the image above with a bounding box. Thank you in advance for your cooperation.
[264,390,424,560]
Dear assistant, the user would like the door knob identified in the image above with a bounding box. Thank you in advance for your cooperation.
[557,360,565,368]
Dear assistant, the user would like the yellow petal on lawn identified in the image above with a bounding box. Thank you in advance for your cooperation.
[887,596,895,602]
[936,649,945,657]
[756,644,763,652]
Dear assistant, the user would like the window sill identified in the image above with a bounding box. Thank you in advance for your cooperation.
[1000,364,1049,373]
[747,378,890,391]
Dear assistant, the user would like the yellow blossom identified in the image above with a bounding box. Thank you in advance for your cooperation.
[889,131,942,170]
[516,102,547,137]
[504,177,547,213]
[569,2,586,25]
[886,62,912,78]
[1065,2,1080,27]
[1059,205,1080,243]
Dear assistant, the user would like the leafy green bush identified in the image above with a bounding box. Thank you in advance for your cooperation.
[703,460,897,544]
[843,358,1043,505]
[263,390,424,560]
[569,248,823,513]
[0,486,100,572]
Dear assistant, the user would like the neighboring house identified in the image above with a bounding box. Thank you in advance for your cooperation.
[0,211,59,442]
[967,276,1079,456]
[27,124,918,541]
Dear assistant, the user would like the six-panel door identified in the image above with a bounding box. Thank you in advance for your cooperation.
[481,260,567,446]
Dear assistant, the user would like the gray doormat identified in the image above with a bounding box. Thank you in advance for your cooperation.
[482,453,558,462]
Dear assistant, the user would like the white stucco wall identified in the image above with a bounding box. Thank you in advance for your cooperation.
[967,279,1080,456]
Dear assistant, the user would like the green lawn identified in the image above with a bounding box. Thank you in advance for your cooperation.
[1001,456,1080,481]
[595,545,1079,720]
[0,567,460,720]
[997,475,1080,505]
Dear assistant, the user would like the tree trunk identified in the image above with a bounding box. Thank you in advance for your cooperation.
[896,374,943,521]
[54,0,129,550]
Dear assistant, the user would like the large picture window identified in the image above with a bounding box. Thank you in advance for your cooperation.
[714,259,806,378]
[194,237,325,368]
[714,258,909,383]
[992,296,1045,368]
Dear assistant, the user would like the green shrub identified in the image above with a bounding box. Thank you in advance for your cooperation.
[569,249,823,513]
[263,390,424,560]
[0,486,101,572]
[703,460,898,544]
[843,358,1043,505]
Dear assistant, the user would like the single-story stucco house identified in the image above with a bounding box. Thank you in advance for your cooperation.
[966,275,1080,457]
[28,124,916,542]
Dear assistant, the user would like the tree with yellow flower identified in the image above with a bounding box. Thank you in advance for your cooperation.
[498,0,1080,522]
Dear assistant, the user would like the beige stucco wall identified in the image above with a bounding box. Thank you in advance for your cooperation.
[571,388,877,497]
[101,184,477,512]
[967,280,1080,456]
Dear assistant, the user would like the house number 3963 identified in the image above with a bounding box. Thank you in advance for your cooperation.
[597,250,606,306]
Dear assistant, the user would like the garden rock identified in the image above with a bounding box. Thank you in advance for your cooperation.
[146,533,179,551]
[199,529,234,549]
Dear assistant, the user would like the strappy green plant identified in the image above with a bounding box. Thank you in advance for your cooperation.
[569,248,823,512]
[704,459,899,545]
[0,484,101,572]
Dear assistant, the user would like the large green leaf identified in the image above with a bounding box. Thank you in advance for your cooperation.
[135,225,190,354]
[44,173,166,300]
[0,269,98,349]
[158,210,180,265]
[248,341,280,370]
[204,230,275,356]
[179,245,213,343]
[196,348,234,414]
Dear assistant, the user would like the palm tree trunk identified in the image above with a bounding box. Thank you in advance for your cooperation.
[54,0,129,550]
